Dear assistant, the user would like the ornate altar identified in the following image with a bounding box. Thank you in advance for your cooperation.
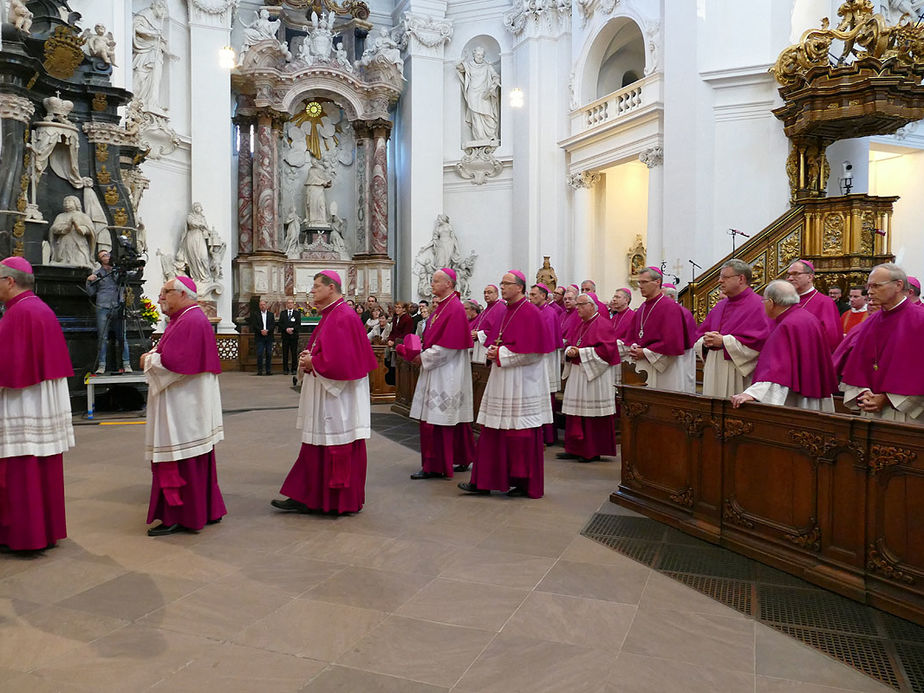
[0,1,149,400]
[230,0,403,324]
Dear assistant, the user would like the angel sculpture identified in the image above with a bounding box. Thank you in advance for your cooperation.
[9,0,33,34]
[82,24,118,66]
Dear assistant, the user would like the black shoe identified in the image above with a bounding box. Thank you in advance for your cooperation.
[506,487,528,498]
[270,498,312,513]
[256,371,264,376]
[578,455,601,464]
[410,470,444,480]
[147,523,184,536]
[206,517,222,525]
[292,376,298,387]
[266,370,273,376]
[453,464,471,472]
[458,481,489,495]
[556,452,579,460]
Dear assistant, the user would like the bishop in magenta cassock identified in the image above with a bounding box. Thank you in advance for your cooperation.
[530,283,563,446]
[840,264,924,423]
[471,283,503,364]
[695,259,770,398]
[786,260,842,351]
[627,267,696,392]
[142,276,226,536]
[273,271,378,514]
[459,271,555,499]
[558,296,620,463]
[0,257,74,551]
[731,281,837,412]
[409,268,475,479]
[609,288,635,386]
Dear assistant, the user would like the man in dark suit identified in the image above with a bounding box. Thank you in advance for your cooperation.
[278,296,301,375]
[250,299,276,375]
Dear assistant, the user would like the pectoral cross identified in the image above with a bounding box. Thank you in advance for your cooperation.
[494,336,503,346]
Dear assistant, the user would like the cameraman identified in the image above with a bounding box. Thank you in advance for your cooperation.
[87,249,132,374]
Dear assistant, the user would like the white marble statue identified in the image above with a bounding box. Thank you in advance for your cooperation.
[283,206,302,258]
[9,0,33,33]
[335,45,354,72]
[413,214,477,299]
[881,0,924,21]
[241,8,280,54]
[456,47,501,146]
[304,161,333,227]
[359,27,404,74]
[176,202,213,286]
[132,0,169,112]
[329,202,349,259]
[156,247,176,284]
[82,23,118,66]
[50,196,96,268]
[208,232,226,282]
[298,11,334,64]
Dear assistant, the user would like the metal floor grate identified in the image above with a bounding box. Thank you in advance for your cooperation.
[581,511,924,692]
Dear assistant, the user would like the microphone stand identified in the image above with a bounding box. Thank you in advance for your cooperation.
[688,260,701,284]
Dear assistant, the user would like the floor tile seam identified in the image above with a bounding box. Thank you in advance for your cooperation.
[754,675,885,693]
[446,630,502,693]
[10,637,89,676]
[327,661,453,691]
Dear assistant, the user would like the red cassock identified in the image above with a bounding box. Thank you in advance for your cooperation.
[281,299,378,513]
[0,291,73,550]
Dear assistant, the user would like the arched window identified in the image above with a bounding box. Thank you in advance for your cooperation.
[594,20,645,99]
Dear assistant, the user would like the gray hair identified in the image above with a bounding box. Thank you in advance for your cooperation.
[582,279,596,291]
[0,265,35,289]
[638,266,663,286]
[764,279,799,306]
[615,288,632,304]
[575,296,598,314]
[871,262,907,290]
[171,278,197,300]
[463,299,481,314]
[722,258,752,283]
[662,286,678,299]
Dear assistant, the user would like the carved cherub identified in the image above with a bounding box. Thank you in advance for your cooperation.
[9,0,33,34]
[82,23,118,66]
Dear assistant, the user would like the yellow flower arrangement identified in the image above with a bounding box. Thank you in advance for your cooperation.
[140,296,160,327]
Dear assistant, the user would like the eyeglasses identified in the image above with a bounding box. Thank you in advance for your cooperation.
[866,280,897,290]
[575,301,593,306]
[499,281,518,286]
[786,271,809,277]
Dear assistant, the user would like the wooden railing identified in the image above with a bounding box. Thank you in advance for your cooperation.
[680,194,896,323]
[614,385,924,626]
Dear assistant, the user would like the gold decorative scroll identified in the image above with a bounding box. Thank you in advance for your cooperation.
[42,25,86,80]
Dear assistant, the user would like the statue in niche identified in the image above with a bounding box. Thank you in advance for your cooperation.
[176,202,213,287]
[456,47,501,146]
[50,196,96,268]
[359,27,403,74]
[241,8,280,54]
[283,206,302,259]
[329,202,349,259]
[132,0,170,113]
[9,0,32,33]
[304,161,333,228]
[82,23,118,66]
[298,11,334,64]
[413,215,477,299]
[536,256,558,292]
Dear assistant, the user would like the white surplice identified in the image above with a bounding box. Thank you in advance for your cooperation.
[631,347,695,393]
[742,381,834,412]
[695,335,760,398]
[562,347,617,417]
[0,378,74,458]
[544,349,562,393]
[477,348,553,430]
[410,345,473,426]
[840,384,924,424]
[297,371,371,445]
[144,352,223,463]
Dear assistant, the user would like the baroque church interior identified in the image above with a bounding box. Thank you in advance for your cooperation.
[1,0,924,690]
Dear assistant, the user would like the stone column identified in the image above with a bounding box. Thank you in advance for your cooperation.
[354,119,392,257]
[393,11,453,297]
[0,94,34,259]
[639,146,664,269]
[253,109,284,254]
[569,171,600,286]
[235,116,254,255]
[188,0,236,329]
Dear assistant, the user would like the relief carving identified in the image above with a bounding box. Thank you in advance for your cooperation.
[622,401,649,419]
[723,499,755,529]
[789,430,839,461]
[721,418,753,440]
[672,409,706,438]
[867,541,916,585]
[868,444,916,473]
[785,520,821,552]
[822,213,844,255]
[669,486,694,509]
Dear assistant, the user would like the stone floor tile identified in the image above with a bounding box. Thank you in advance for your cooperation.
[335,615,494,687]
[306,565,433,612]
[299,665,448,692]
[395,577,528,631]
[535,558,650,604]
[359,538,458,576]
[438,547,556,590]
[289,529,395,565]
[756,676,886,693]
[638,570,749,619]
[476,524,577,559]
[502,591,636,650]
[218,554,344,597]
[621,608,756,673]
[453,633,614,693]
[57,570,205,621]
[234,598,387,662]
[603,652,755,693]
[558,535,649,567]
[0,557,128,604]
